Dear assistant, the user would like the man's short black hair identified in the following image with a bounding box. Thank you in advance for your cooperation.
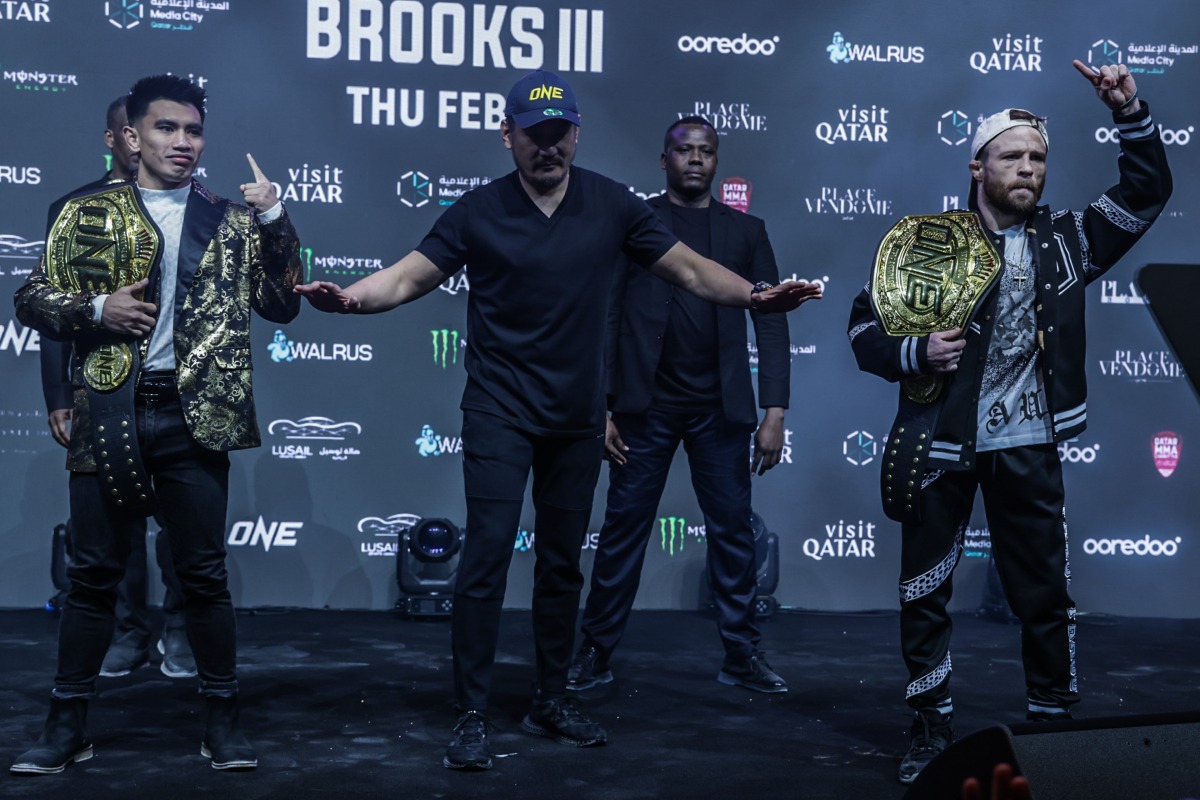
[126,74,207,126]
[105,95,128,132]
[663,115,716,153]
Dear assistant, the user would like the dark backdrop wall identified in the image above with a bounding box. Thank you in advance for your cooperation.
[1,0,1196,615]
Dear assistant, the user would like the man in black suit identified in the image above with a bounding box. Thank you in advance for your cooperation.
[41,95,194,681]
[567,116,814,694]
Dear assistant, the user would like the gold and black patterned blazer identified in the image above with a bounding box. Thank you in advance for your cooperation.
[14,180,303,472]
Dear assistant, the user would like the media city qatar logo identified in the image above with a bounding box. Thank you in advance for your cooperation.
[938,110,973,146]
[1153,431,1181,478]
[802,519,877,561]
[398,170,431,207]
[268,416,362,461]
[825,31,924,64]
[415,424,462,457]
[1087,38,1122,69]
[358,513,421,557]
[106,0,141,28]
[844,430,876,466]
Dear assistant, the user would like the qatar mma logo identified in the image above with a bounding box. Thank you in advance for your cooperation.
[721,177,751,212]
[677,32,779,57]
[1153,431,1181,478]
[939,110,973,146]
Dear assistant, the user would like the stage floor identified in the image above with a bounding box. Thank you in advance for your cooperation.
[2,608,1198,799]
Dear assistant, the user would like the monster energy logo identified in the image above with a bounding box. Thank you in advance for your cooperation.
[660,516,687,555]
[432,329,460,368]
[301,246,314,282]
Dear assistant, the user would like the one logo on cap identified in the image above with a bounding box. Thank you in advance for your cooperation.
[529,85,564,101]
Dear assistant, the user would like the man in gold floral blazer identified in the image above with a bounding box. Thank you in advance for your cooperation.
[11,74,301,775]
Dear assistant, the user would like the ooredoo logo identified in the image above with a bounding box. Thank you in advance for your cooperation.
[677,32,779,56]
[1082,535,1181,557]
[1095,125,1192,146]
[1057,440,1100,464]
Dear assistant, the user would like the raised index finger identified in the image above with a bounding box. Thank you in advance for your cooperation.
[1071,58,1101,84]
[246,152,269,184]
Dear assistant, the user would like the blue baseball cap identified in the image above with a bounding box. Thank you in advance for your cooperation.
[504,70,581,128]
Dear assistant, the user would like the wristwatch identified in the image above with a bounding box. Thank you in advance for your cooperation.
[749,281,774,311]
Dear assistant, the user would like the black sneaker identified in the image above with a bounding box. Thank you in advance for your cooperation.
[521,696,606,747]
[158,634,197,679]
[717,651,788,694]
[898,709,953,785]
[99,644,149,678]
[443,711,493,770]
[566,646,613,692]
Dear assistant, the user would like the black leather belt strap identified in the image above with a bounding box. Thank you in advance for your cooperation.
[85,347,159,517]
[881,409,933,525]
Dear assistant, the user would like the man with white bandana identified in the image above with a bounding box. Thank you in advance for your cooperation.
[847,61,1171,784]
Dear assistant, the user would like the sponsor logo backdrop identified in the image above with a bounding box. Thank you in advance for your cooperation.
[0,0,1196,616]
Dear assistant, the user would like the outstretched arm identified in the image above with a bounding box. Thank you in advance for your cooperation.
[649,241,822,313]
[295,250,446,314]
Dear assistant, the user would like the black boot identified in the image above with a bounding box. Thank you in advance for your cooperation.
[10,697,93,775]
[200,696,257,770]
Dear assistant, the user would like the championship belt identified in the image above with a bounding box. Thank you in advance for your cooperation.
[870,212,1002,404]
[46,182,162,514]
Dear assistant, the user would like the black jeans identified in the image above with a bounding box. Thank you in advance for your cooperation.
[55,389,237,698]
[899,444,1078,716]
[108,516,187,651]
[452,410,604,711]
[579,407,759,664]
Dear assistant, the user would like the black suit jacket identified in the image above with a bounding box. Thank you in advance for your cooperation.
[39,174,114,413]
[606,194,789,425]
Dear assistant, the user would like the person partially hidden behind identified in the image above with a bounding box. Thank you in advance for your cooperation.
[847,61,1170,784]
[567,115,813,696]
[12,74,302,774]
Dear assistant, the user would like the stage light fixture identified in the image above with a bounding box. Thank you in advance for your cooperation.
[701,510,780,618]
[396,517,464,618]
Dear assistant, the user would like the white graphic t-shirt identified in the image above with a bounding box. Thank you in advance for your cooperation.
[976,224,1053,451]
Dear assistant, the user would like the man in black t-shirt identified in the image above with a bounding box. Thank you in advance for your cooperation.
[566,116,810,698]
[297,70,820,772]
